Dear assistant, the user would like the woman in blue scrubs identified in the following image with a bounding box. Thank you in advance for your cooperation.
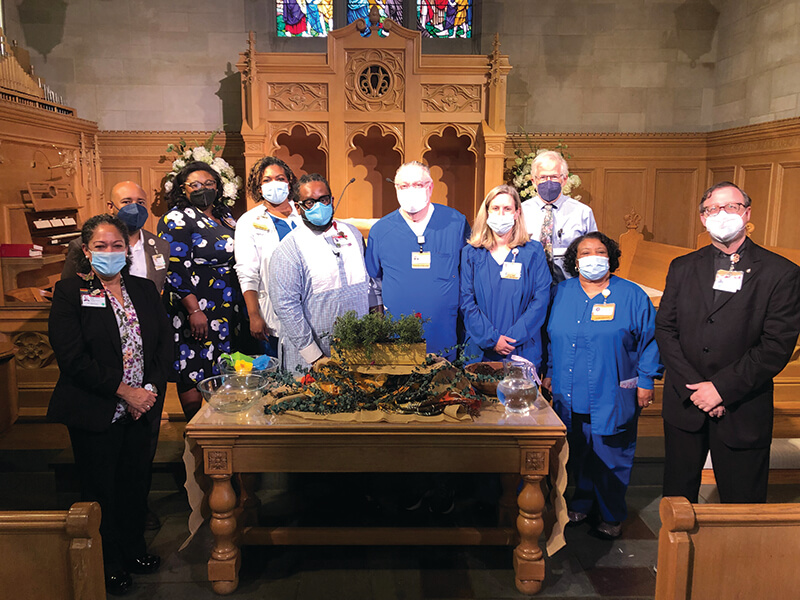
[460,184,552,369]
[544,232,662,538]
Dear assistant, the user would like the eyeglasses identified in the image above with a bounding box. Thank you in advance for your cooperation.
[700,203,746,217]
[298,195,333,210]
[536,175,563,182]
[394,181,429,191]
[184,180,217,191]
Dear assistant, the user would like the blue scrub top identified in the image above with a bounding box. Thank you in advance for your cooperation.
[460,241,552,369]
[365,205,470,358]
[547,275,663,435]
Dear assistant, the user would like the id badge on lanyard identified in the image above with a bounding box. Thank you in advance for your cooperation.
[500,248,521,280]
[713,252,743,293]
[591,288,615,321]
[411,235,431,269]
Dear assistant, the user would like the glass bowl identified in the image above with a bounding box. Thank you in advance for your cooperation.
[196,374,270,413]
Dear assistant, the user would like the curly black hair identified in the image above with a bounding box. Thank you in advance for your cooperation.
[246,156,297,203]
[294,172,331,201]
[165,161,230,221]
[563,231,621,278]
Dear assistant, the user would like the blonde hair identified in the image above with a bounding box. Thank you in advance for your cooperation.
[532,151,569,178]
[468,185,530,250]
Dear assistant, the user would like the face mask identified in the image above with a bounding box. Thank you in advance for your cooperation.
[578,255,610,281]
[261,181,289,206]
[188,188,217,210]
[91,251,127,277]
[116,203,149,232]
[486,213,515,236]
[537,180,562,203]
[397,187,429,214]
[302,201,333,228]
[704,211,745,244]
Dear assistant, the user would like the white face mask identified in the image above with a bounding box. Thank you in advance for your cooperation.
[486,213,515,236]
[705,212,745,244]
[261,181,289,205]
[578,256,610,281]
[397,187,429,214]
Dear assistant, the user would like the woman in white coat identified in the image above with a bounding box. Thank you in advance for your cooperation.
[234,156,301,357]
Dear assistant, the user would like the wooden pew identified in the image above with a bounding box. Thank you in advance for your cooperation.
[0,501,105,600]
[655,496,800,600]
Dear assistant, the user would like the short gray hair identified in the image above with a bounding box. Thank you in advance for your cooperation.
[395,161,432,182]
[532,151,569,178]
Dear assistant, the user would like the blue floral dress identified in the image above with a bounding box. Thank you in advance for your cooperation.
[157,206,240,388]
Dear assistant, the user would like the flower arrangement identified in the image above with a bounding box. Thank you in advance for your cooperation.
[508,136,582,201]
[163,131,242,207]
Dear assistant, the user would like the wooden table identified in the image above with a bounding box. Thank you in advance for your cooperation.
[186,402,566,596]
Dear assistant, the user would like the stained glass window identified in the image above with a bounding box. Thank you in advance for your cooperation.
[417,0,472,38]
[277,0,334,37]
[346,1,404,26]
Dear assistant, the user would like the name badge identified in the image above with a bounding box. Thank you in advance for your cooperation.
[253,221,271,231]
[412,252,431,269]
[152,253,166,271]
[500,262,522,280]
[713,269,743,293]
[81,289,106,308]
[591,303,615,321]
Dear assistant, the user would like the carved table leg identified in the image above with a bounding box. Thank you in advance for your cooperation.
[208,473,240,595]
[514,474,545,595]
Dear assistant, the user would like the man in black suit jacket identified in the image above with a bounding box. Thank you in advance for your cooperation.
[62,181,170,292]
[656,181,800,503]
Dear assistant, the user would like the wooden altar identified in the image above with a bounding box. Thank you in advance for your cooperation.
[237,20,511,219]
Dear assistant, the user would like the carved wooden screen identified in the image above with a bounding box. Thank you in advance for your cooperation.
[238,20,510,220]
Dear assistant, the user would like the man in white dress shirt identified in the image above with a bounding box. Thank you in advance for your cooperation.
[521,151,597,284]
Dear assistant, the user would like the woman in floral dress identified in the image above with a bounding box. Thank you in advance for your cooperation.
[158,161,240,419]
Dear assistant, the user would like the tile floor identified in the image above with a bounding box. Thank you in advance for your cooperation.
[1,422,798,599]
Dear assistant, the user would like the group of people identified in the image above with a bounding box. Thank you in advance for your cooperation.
[47,148,800,595]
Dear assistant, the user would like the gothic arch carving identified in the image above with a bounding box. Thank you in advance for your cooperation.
[420,124,478,156]
[345,123,404,156]
[268,122,329,155]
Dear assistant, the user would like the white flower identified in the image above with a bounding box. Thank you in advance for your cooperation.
[198,299,208,310]
[223,181,238,199]
[164,180,173,193]
[224,238,234,253]
[183,150,192,159]
[192,147,213,163]
[172,158,186,171]
[173,316,182,328]
[191,274,200,287]
[210,320,220,332]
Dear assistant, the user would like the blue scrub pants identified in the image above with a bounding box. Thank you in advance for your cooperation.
[567,412,637,523]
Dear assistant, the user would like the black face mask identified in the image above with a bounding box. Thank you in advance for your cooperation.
[188,188,217,210]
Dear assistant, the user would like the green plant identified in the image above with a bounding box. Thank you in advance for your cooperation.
[332,311,427,359]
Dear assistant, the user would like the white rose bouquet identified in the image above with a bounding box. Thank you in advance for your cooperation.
[165,131,242,207]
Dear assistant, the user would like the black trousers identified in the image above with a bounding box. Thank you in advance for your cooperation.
[68,416,152,573]
[663,418,770,504]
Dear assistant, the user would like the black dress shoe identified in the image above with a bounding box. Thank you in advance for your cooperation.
[126,553,161,574]
[105,570,132,596]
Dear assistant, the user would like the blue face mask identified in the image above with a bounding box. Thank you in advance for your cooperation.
[303,201,333,227]
[116,203,149,232]
[577,256,610,281]
[91,251,127,277]
[537,180,562,203]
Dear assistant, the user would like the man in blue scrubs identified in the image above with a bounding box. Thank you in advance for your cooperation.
[365,161,470,360]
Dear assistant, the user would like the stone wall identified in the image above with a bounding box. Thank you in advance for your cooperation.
[2,0,800,133]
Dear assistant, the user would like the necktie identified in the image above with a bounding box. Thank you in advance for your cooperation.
[540,204,554,261]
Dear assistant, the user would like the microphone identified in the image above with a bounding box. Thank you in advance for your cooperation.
[386,177,394,184]
[333,178,357,214]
